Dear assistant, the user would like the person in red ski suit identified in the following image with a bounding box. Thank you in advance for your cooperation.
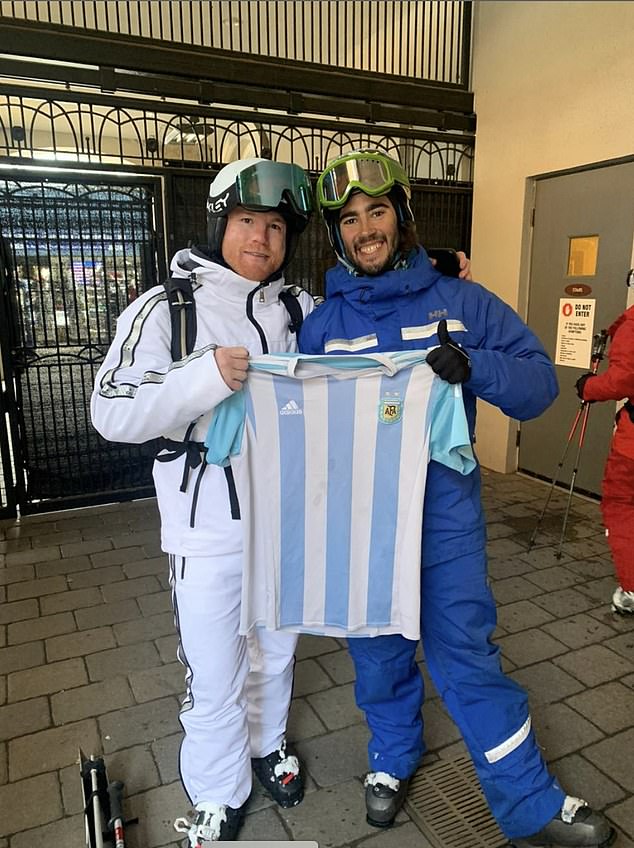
[576,303,634,614]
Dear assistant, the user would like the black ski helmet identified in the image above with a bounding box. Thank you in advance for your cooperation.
[316,149,414,272]
[206,157,313,273]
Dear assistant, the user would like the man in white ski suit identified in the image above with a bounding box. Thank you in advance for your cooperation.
[91,158,314,845]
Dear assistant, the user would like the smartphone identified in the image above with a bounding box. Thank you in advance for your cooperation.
[427,248,461,278]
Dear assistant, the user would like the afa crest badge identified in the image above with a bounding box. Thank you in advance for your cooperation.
[379,393,403,424]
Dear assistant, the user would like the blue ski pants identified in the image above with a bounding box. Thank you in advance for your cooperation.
[346,547,565,839]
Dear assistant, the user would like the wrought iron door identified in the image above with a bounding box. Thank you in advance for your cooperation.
[0,174,165,516]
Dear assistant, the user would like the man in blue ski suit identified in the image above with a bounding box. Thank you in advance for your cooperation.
[298,149,614,848]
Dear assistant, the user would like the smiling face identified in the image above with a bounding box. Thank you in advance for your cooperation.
[221,206,287,281]
[338,192,400,275]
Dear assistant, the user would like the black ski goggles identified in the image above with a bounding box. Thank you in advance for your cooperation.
[236,161,313,218]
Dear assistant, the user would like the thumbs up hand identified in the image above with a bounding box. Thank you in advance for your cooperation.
[426,319,472,384]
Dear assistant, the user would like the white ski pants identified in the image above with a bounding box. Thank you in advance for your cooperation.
[169,553,297,808]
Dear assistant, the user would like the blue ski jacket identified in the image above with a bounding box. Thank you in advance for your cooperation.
[298,247,559,564]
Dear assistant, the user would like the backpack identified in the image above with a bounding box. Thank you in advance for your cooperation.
[158,261,308,527]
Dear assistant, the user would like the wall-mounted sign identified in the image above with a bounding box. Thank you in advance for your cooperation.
[555,298,596,368]
[564,284,593,297]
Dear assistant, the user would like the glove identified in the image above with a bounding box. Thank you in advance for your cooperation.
[575,372,596,402]
[427,319,471,384]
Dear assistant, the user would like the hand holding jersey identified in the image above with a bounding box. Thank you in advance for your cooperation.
[215,346,249,391]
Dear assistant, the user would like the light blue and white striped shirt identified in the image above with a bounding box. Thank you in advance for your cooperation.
[206,351,475,639]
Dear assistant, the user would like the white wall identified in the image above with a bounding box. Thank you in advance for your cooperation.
[470,0,634,472]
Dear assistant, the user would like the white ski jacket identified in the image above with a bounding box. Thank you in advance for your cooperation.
[90,248,314,556]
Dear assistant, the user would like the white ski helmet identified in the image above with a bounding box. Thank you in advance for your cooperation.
[206,157,313,272]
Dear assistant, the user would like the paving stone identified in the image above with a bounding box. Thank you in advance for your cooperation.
[296,725,370,787]
[517,546,574,570]
[576,576,619,604]
[531,702,605,761]
[75,597,140,629]
[542,613,617,649]
[307,683,363,731]
[0,676,5,707]
[9,813,88,848]
[486,537,528,559]
[0,640,44,675]
[0,741,5,783]
[293,658,335,697]
[138,589,172,617]
[128,662,185,703]
[86,641,162,682]
[5,546,61,567]
[122,555,168,580]
[103,743,161,795]
[120,779,189,848]
[491,575,543,605]
[550,753,626,809]
[603,632,634,662]
[113,611,176,646]
[46,625,116,661]
[9,718,99,780]
[152,732,183,784]
[531,586,597,617]
[0,772,62,837]
[567,556,616,579]
[67,564,125,588]
[51,676,134,724]
[316,648,356,684]
[58,762,85,815]
[7,574,67,602]
[35,553,92,578]
[8,610,75,645]
[40,586,102,615]
[281,779,377,846]
[566,682,634,734]
[8,656,87,701]
[0,598,39,625]
[487,557,533,580]
[496,600,555,633]
[156,633,179,663]
[295,634,341,661]
[357,821,435,848]
[30,529,83,546]
[511,660,584,705]
[100,697,181,752]
[553,644,634,687]
[607,796,634,841]
[101,575,162,603]
[242,804,289,840]
[59,538,112,558]
[287,698,327,742]
[0,696,51,742]
[111,529,161,550]
[422,698,462,751]
[0,563,34,585]
[497,628,568,667]
[584,729,634,792]
[90,545,147,568]
[525,564,586,592]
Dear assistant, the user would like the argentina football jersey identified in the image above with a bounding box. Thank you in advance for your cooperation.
[206,351,475,639]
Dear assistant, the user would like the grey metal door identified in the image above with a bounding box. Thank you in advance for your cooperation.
[519,160,634,496]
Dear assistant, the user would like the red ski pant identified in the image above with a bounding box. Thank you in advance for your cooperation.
[600,449,634,591]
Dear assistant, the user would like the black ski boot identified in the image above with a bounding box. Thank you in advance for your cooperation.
[252,739,304,808]
[174,801,246,844]
[511,797,616,847]
[364,771,410,828]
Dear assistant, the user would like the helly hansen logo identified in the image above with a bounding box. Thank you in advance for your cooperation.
[429,308,448,320]
[280,399,303,416]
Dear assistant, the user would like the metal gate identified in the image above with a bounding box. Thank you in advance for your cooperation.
[0,173,166,517]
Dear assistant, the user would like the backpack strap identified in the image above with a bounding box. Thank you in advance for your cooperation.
[279,285,306,334]
[164,274,197,360]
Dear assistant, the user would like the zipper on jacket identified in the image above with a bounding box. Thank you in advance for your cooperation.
[246,283,270,353]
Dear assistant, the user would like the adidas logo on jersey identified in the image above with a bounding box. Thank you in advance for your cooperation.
[280,399,303,416]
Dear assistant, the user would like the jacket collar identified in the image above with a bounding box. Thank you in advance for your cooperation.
[324,246,441,301]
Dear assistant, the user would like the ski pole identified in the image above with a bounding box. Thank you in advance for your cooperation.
[107,781,126,848]
[89,757,105,848]
[555,397,593,559]
[528,329,608,552]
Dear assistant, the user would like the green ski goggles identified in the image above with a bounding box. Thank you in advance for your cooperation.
[236,161,313,217]
[317,151,410,210]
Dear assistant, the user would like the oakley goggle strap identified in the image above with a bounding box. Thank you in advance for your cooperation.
[235,161,313,216]
[317,154,409,209]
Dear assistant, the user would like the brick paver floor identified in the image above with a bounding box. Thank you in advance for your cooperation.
[1,470,632,847]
